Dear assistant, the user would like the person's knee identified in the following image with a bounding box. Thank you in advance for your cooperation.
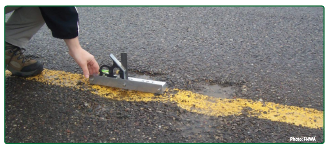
[5,6,20,14]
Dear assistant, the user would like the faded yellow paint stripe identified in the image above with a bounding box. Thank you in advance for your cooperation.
[6,69,323,129]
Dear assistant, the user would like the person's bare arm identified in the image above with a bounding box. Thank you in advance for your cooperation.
[64,37,99,78]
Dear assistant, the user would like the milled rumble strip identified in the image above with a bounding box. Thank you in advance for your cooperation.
[6,69,323,129]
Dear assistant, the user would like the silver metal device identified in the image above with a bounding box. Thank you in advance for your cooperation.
[89,53,167,94]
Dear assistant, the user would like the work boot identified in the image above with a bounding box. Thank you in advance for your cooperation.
[5,42,43,77]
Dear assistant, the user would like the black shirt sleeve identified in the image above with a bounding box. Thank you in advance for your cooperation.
[39,7,79,39]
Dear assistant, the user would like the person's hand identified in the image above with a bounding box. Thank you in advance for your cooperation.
[64,37,100,78]
[69,48,99,78]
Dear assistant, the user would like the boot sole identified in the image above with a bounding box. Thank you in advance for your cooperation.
[7,65,44,77]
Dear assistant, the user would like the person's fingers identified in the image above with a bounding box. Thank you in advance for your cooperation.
[88,65,96,76]
[90,58,100,75]
[81,64,90,78]
[87,58,99,76]
[71,49,99,78]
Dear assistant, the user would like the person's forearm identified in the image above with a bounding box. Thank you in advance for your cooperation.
[64,37,82,54]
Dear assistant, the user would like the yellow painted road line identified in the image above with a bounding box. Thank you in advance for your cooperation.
[6,69,323,129]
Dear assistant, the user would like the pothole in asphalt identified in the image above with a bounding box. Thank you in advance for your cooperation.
[128,73,236,99]
[199,84,235,99]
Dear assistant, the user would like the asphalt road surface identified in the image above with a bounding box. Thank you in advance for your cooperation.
[5,7,323,143]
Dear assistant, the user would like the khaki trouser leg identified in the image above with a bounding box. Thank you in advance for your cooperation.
[5,7,45,48]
